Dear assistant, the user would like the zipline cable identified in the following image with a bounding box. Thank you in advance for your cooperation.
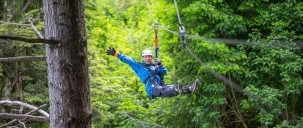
[173,0,187,47]
[145,0,157,23]
[158,25,248,46]
[173,0,244,93]
[146,0,160,58]
[158,24,303,49]
[173,0,182,26]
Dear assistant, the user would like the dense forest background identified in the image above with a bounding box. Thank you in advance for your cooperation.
[0,0,303,127]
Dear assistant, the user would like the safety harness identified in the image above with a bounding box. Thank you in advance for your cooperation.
[137,62,165,86]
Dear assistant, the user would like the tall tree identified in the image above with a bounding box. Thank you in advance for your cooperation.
[43,0,91,127]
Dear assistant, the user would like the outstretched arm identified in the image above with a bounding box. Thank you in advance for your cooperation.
[107,47,140,72]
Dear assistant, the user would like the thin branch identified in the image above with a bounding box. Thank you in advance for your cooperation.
[0,104,48,127]
[0,100,49,117]
[0,21,31,26]
[0,35,58,45]
[32,10,43,23]
[0,113,48,122]
[19,120,26,128]
[22,0,32,13]
[28,18,44,39]
[0,56,46,63]
[226,73,248,128]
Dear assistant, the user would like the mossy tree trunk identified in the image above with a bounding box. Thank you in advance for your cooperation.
[43,0,92,127]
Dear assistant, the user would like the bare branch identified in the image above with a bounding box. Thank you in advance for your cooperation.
[22,0,32,13]
[0,56,46,63]
[0,113,48,122]
[18,120,26,128]
[28,18,44,39]
[0,104,48,127]
[0,35,58,45]
[0,21,31,26]
[0,100,49,117]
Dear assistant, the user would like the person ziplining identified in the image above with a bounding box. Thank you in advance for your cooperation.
[106,20,200,99]
[105,0,244,99]
[106,48,200,99]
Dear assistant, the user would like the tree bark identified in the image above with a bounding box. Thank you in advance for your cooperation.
[43,0,91,128]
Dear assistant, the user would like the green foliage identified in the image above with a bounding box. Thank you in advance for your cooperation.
[243,86,285,126]
[2,0,303,127]
[84,0,303,127]
[85,0,171,127]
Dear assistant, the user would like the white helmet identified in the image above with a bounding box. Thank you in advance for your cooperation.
[142,49,153,57]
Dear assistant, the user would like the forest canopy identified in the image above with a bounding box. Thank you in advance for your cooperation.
[0,0,303,127]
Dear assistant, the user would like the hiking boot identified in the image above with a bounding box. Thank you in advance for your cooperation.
[175,82,183,94]
[190,79,200,94]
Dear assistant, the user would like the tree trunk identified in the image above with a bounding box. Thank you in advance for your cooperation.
[43,0,91,128]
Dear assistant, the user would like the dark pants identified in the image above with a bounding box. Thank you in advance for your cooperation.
[152,85,179,98]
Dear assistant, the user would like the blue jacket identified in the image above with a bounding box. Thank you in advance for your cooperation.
[117,53,167,98]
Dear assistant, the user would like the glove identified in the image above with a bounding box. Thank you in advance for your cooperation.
[154,58,162,66]
[107,47,116,56]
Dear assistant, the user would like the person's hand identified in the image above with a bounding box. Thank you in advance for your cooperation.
[107,47,116,56]
[154,58,162,66]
